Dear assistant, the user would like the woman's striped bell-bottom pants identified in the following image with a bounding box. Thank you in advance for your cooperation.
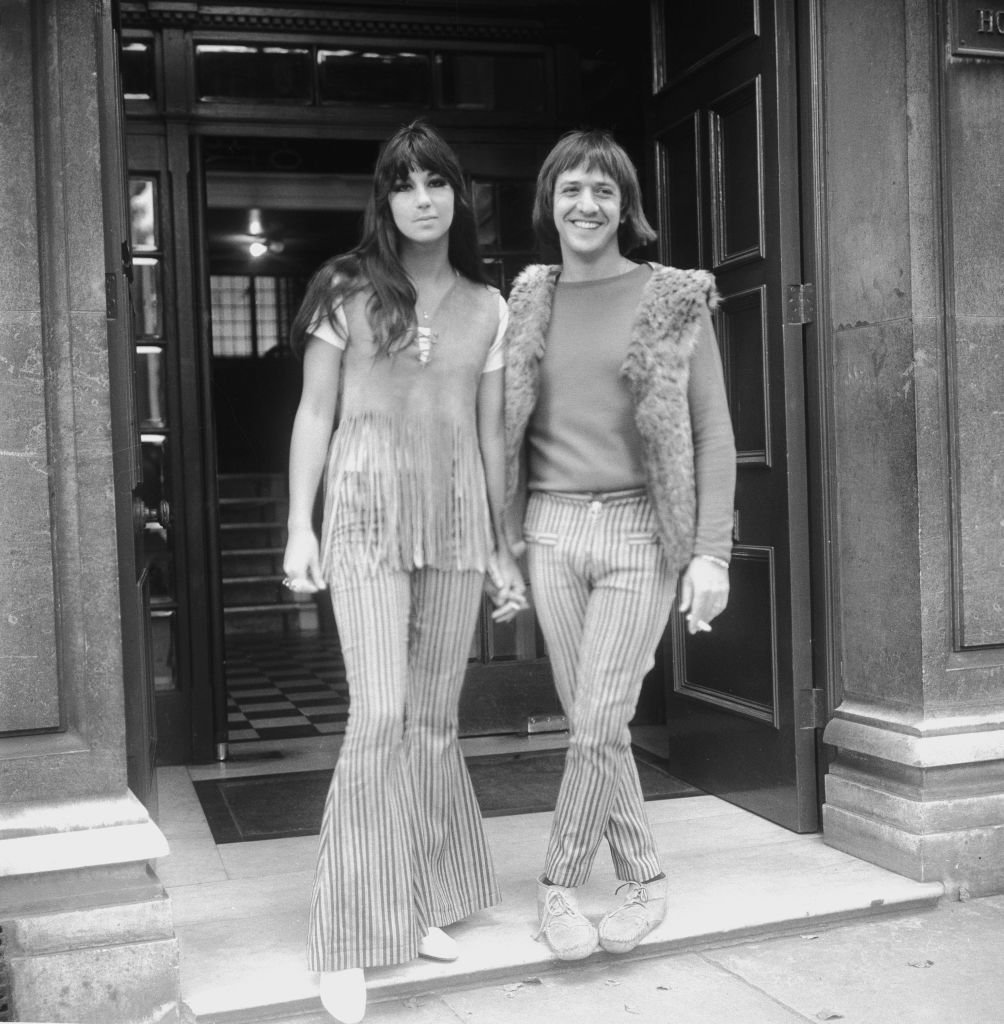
[306,565,500,971]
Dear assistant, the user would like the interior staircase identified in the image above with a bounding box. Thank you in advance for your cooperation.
[218,472,318,637]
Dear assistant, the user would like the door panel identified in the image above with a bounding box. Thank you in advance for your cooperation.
[99,8,158,812]
[651,0,817,831]
[188,135,231,761]
[126,135,194,764]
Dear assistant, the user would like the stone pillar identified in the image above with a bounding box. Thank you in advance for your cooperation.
[0,1,181,1020]
[820,0,1004,897]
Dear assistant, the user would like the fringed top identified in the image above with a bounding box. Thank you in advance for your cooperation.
[318,276,503,577]
[320,412,494,574]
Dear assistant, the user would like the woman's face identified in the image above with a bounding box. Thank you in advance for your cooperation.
[388,167,455,246]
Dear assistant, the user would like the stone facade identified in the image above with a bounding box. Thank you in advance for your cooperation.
[0,1,181,1021]
[1,0,1002,1021]
[819,0,1004,896]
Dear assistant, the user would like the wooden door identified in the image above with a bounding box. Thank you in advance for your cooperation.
[649,0,818,830]
[99,5,158,811]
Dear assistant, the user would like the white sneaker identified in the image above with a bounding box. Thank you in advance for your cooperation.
[535,877,597,960]
[598,877,668,954]
[319,968,366,1024]
[418,926,459,962]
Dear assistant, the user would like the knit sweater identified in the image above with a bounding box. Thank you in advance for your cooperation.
[504,263,736,573]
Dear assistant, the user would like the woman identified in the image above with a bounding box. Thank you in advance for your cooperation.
[503,129,736,961]
[283,121,525,1024]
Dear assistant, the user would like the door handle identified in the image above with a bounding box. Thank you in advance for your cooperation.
[146,499,172,529]
[134,494,172,531]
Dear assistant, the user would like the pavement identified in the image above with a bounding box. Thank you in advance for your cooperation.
[234,892,1004,1024]
[149,731,1004,1024]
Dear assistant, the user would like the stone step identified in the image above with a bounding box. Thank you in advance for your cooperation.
[219,521,286,532]
[175,798,945,1024]
[221,547,285,559]
[221,580,288,605]
[222,600,318,637]
[218,522,286,552]
[222,602,310,615]
[217,472,286,500]
[220,554,284,580]
[222,574,284,586]
[191,884,945,1024]
[219,496,288,525]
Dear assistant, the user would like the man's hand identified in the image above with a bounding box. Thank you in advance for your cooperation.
[679,556,729,635]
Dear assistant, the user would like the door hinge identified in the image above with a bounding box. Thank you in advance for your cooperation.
[796,688,827,730]
[105,273,118,320]
[121,240,134,283]
[786,283,815,325]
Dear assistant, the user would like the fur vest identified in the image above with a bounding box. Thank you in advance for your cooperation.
[503,262,718,575]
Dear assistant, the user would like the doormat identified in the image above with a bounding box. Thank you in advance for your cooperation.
[193,749,702,845]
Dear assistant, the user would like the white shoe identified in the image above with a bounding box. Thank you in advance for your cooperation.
[598,877,668,954]
[418,926,459,962]
[319,968,366,1024]
[535,877,597,961]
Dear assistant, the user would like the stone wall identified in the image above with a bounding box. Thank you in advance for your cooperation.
[821,0,1004,896]
[0,1,180,1019]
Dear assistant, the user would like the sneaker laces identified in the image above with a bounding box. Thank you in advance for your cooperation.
[535,887,581,940]
[612,881,649,912]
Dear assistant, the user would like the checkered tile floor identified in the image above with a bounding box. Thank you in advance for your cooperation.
[225,633,349,743]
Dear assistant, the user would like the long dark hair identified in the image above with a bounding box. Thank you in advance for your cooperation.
[291,121,486,358]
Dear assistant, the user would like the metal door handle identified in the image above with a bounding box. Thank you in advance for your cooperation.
[134,494,171,530]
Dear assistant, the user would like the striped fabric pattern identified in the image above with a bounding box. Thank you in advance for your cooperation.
[524,490,676,889]
[306,566,500,971]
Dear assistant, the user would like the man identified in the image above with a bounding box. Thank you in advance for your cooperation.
[503,129,736,959]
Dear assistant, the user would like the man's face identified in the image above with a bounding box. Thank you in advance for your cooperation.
[552,164,623,262]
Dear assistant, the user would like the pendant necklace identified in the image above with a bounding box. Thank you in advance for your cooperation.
[414,271,457,366]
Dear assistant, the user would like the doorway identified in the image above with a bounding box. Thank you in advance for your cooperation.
[117,0,822,831]
[648,0,820,831]
[197,132,565,756]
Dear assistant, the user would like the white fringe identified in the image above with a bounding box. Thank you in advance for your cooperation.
[320,412,494,577]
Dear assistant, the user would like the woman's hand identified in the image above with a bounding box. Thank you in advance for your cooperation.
[282,525,326,594]
[679,556,729,635]
[486,548,529,623]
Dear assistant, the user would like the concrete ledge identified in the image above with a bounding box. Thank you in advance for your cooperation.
[194,883,945,1024]
[823,701,1004,768]
[2,862,182,1023]
[0,791,181,1023]
[823,700,1004,896]
[0,790,169,877]
[10,936,181,1024]
[172,798,944,1022]
[5,891,175,955]
[826,772,1004,832]
[823,803,1004,897]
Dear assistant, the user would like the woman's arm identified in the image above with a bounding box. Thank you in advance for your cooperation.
[282,337,342,592]
[477,366,527,622]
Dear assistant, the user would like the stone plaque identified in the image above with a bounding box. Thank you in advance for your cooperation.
[954,3,1004,56]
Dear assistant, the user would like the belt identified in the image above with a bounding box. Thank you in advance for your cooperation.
[541,487,647,504]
